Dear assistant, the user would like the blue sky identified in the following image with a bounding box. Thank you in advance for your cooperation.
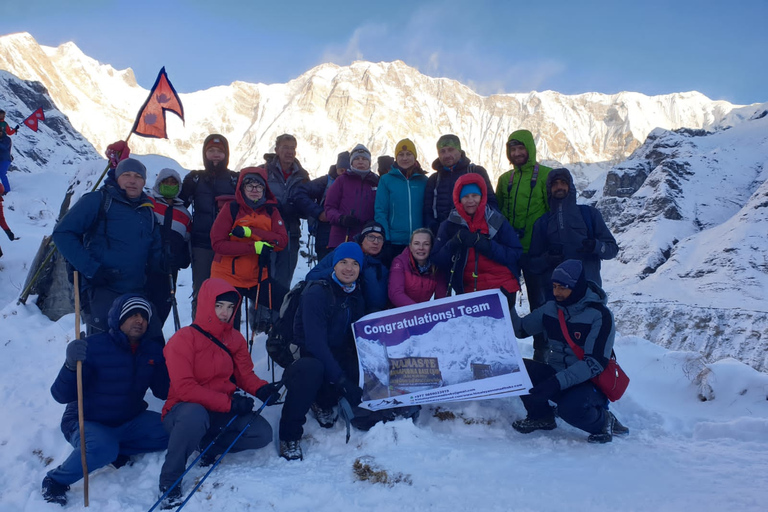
[2,0,766,105]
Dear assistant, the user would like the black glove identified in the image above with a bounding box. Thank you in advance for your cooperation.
[474,235,492,256]
[229,395,255,415]
[90,266,120,287]
[339,215,360,228]
[580,239,597,253]
[335,376,363,407]
[454,228,476,248]
[13,125,19,131]
[231,226,248,238]
[545,251,564,269]
[255,382,282,405]
[258,244,273,268]
[65,339,88,371]
[5,229,15,241]
[529,376,561,401]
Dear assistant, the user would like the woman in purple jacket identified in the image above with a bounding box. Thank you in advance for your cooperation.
[324,144,379,248]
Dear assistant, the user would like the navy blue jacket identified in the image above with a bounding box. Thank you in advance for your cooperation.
[179,168,239,250]
[50,294,170,436]
[293,277,365,383]
[306,247,388,313]
[294,167,336,249]
[527,168,618,287]
[53,179,162,293]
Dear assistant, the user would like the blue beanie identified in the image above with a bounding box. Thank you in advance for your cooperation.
[460,183,482,200]
[551,259,583,289]
[115,158,147,181]
[333,242,364,268]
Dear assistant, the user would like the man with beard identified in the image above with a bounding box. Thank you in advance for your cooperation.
[527,168,618,296]
[495,129,552,361]
[179,135,240,316]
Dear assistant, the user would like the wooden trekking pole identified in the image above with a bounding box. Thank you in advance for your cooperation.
[73,271,89,507]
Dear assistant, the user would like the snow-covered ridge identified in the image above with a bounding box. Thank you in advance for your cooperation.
[1,32,764,189]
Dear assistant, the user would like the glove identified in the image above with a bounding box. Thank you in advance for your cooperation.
[90,266,120,286]
[5,229,15,241]
[338,215,360,228]
[580,239,597,253]
[529,376,561,401]
[65,339,88,371]
[254,241,273,255]
[231,226,252,238]
[545,251,564,269]
[474,235,492,256]
[335,376,363,407]
[254,382,282,405]
[229,395,255,415]
[454,228,476,248]
[13,125,19,131]
[256,243,273,267]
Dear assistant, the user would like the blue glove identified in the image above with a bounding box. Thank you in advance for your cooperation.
[65,339,87,371]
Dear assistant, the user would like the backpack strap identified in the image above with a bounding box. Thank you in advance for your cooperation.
[191,324,237,384]
[229,200,240,222]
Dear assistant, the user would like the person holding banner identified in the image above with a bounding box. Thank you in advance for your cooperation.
[388,227,447,307]
[431,173,522,302]
[0,109,18,194]
[277,242,367,461]
[508,259,628,443]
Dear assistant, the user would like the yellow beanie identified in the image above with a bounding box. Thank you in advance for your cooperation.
[394,138,417,160]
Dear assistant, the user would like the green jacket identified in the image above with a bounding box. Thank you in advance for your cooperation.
[495,129,552,252]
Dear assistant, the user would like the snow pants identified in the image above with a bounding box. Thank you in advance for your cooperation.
[522,268,547,358]
[0,160,10,194]
[190,246,215,320]
[520,359,608,435]
[159,402,272,489]
[47,410,168,486]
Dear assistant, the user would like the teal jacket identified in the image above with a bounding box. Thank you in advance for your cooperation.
[374,163,428,245]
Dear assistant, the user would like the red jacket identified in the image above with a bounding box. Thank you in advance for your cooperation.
[210,167,288,288]
[162,278,269,417]
[388,247,448,307]
[0,183,8,231]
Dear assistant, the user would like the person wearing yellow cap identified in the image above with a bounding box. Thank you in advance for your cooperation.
[374,138,429,263]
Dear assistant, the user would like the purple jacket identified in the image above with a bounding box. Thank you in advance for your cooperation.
[324,170,378,248]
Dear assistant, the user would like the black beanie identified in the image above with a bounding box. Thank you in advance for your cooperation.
[216,291,240,305]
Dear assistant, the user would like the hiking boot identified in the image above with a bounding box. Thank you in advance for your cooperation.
[588,411,622,444]
[311,402,337,428]
[159,484,183,510]
[110,453,133,469]
[41,476,69,506]
[512,415,557,434]
[199,451,217,468]
[279,440,303,461]
[612,413,630,436]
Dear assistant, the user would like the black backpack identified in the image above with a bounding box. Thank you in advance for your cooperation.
[266,279,334,368]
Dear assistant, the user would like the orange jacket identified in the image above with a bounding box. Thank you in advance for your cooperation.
[210,167,288,288]
[162,278,269,417]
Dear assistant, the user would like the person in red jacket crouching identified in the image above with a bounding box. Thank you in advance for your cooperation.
[157,278,281,509]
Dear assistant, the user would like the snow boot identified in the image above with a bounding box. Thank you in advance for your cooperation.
[512,415,557,434]
[612,412,629,436]
[588,411,624,443]
[159,484,183,510]
[311,402,337,428]
[41,476,69,506]
[279,440,303,461]
[110,453,133,469]
[199,451,218,467]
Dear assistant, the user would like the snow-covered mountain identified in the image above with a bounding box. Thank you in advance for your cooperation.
[1,32,763,188]
[588,112,768,371]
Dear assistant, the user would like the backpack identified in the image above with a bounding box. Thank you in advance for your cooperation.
[265,279,334,368]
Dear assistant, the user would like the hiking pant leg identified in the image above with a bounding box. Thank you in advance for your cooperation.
[0,160,10,193]
[190,247,215,320]
[519,358,558,420]
[116,410,169,456]
[47,421,119,486]
[554,383,608,434]
[207,411,273,455]
[145,271,173,328]
[274,232,300,291]
[84,287,121,336]
[159,403,209,489]
[279,357,325,442]
[522,268,548,358]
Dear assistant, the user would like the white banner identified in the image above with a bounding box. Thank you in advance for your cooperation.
[353,290,532,411]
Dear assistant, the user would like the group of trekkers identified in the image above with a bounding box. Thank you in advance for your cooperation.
[42,129,624,508]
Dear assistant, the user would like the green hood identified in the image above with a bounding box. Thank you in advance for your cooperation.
[507,129,537,169]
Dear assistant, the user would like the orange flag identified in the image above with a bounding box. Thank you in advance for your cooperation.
[22,107,45,131]
[131,67,184,139]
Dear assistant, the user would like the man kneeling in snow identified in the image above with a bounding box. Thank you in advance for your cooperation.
[42,295,170,506]
[509,259,629,443]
